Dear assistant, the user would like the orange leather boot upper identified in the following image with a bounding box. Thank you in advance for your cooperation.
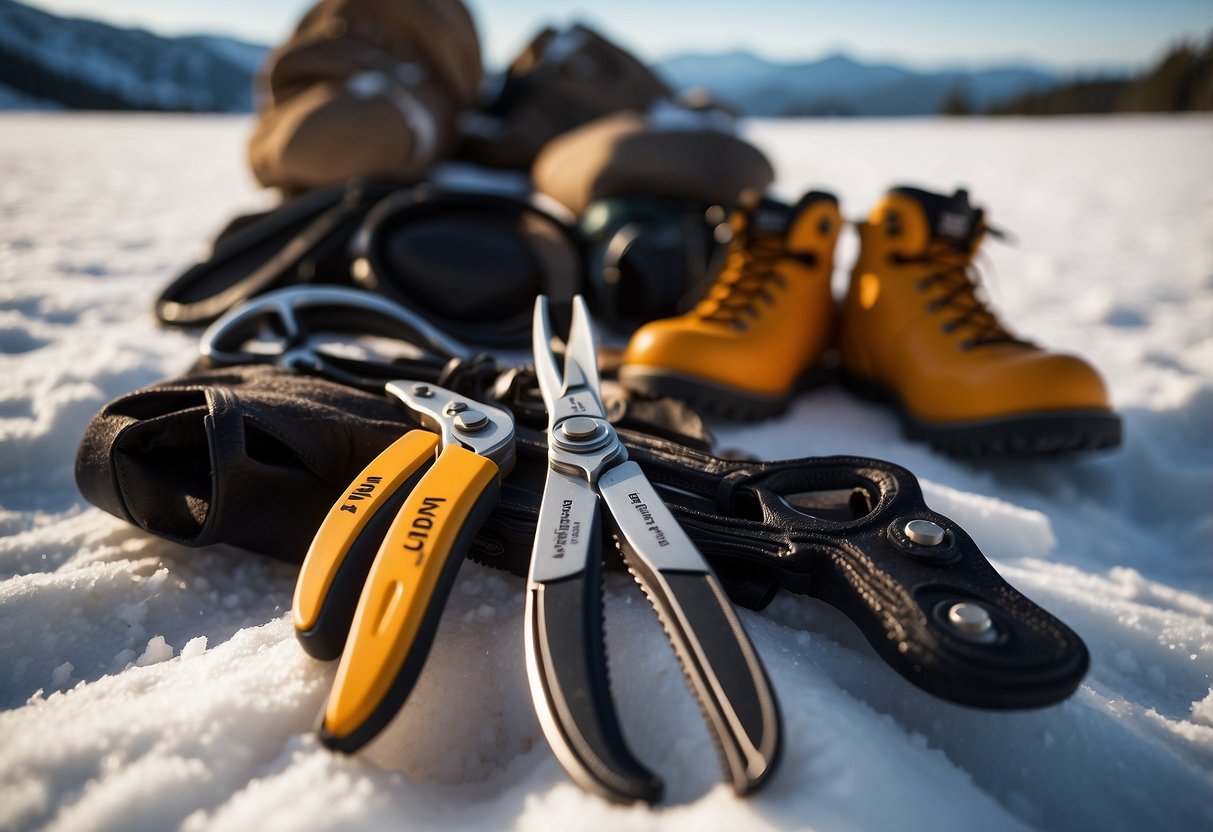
[623,192,842,398]
[840,187,1112,424]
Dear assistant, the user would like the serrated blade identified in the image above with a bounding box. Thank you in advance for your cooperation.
[599,460,782,794]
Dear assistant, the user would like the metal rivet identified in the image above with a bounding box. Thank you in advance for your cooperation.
[444,401,469,415]
[946,602,995,640]
[453,409,489,433]
[560,416,600,441]
[411,384,432,397]
[905,519,946,546]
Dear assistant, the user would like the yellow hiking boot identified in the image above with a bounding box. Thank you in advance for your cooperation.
[839,186,1121,454]
[619,192,842,418]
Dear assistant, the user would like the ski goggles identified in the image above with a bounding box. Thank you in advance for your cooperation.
[157,181,733,343]
[156,179,581,346]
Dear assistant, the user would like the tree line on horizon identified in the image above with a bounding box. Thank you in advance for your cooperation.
[941,32,1213,116]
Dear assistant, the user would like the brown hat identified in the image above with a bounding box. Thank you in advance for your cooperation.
[532,109,775,215]
[249,0,483,193]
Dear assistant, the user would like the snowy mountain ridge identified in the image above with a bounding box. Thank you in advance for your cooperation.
[0,0,265,111]
[0,0,1062,116]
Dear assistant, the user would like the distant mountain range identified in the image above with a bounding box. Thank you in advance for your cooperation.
[0,0,266,111]
[653,51,1061,116]
[9,0,1165,118]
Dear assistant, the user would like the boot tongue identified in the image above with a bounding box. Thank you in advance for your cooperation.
[733,195,796,240]
[892,186,985,250]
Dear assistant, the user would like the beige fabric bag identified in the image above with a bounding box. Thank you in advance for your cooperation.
[532,108,775,214]
[249,0,482,193]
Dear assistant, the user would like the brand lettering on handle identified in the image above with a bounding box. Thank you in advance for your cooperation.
[339,476,383,514]
[552,498,581,558]
[402,496,447,566]
[627,491,669,547]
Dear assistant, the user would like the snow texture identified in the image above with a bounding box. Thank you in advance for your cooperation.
[1,112,1212,831]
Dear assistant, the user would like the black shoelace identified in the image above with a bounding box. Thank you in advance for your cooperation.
[696,231,801,330]
[909,237,1028,349]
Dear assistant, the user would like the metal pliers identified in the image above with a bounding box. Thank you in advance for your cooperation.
[303,380,514,751]
[201,287,516,752]
[525,295,782,803]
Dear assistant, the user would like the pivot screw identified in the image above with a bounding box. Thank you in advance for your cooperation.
[453,409,489,434]
[905,519,946,547]
[946,602,996,642]
[560,416,601,441]
[411,384,432,398]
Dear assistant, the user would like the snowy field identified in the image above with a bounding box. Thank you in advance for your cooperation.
[1,113,1211,831]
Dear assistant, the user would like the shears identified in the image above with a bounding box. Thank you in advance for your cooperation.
[197,287,1088,797]
[201,286,516,752]
[525,295,782,803]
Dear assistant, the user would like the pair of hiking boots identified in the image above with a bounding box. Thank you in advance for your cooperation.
[620,187,1122,455]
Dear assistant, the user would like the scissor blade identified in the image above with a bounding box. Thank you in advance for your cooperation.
[532,295,608,425]
[532,296,563,419]
[563,296,602,406]
[599,461,782,795]
[524,467,662,803]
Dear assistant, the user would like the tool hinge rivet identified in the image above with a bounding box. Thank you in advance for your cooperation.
[560,416,601,441]
[454,409,489,433]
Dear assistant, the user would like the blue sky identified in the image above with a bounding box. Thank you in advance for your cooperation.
[22,0,1213,71]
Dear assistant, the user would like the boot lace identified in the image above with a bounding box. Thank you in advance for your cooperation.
[911,235,1026,349]
[696,232,795,330]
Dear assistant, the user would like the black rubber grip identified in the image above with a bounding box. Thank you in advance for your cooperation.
[529,564,663,803]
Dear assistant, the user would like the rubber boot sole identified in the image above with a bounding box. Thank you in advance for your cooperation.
[619,364,834,421]
[840,371,1123,456]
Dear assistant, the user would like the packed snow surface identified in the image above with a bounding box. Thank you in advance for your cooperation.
[1,113,1211,831]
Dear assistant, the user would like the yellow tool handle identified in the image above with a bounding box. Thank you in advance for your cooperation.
[293,430,440,657]
[320,444,501,752]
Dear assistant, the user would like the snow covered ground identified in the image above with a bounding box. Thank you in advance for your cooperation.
[1,113,1211,831]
